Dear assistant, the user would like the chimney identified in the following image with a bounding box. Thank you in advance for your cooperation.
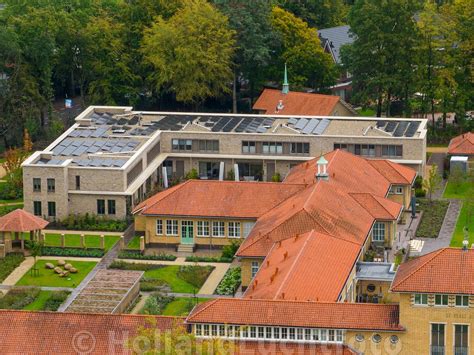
[316,155,329,181]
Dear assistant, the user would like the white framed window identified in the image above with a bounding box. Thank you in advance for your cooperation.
[262,142,283,155]
[435,294,449,306]
[242,141,256,154]
[251,261,259,278]
[228,222,241,238]
[456,295,469,307]
[414,293,428,306]
[156,220,163,235]
[195,324,202,336]
[391,185,403,194]
[197,221,210,237]
[212,221,225,237]
[243,222,255,237]
[373,222,385,242]
[166,220,178,236]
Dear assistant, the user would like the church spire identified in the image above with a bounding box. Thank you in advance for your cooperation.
[282,63,289,94]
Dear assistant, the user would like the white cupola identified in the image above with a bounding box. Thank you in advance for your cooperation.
[316,155,329,181]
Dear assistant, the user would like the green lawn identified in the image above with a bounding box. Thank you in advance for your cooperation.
[22,291,53,311]
[16,259,97,288]
[443,179,474,199]
[44,233,120,251]
[357,107,376,116]
[450,202,474,248]
[0,198,23,204]
[126,235,141,250]
[144,266,198,293]
[162,297,210,316]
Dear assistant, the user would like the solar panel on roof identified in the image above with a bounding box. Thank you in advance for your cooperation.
[86,145,101,154]
[61,145,77,156]
[385,121,399,133]
[313,118,330,135]
[78,130,92,138]
[72,145,89,156]
[68,130,81,138]
[256,127,267,133]
[288,118,298,125]
[405,121,420,137]
[376,121,387,128]
[294,118,309,130]
[52,145,67,155]
[302,118,320,134]
[393,121,409,137]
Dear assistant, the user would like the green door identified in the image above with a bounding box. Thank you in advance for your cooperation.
[181,221,194,244]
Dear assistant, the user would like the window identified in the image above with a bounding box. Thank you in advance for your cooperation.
[75,176,80,190]
[212,221,225,237]
[243,222,255,238]
[291,142,310,154]
[47,201,56,217]
[242,141,256,154]
[372,334,382,343]
[47,178,55,192]
[414,293,428,305]
[367,284,376,293]
[265,327,272,339]
[435,294,449,306]
[262,142,283,155]
[382,145,403,158]
[166,220,178,236]
[274,327,280,339]
[33,201,42,216]
[281,328,288,339]
[373,222,385,242]
[195,324,202,336]
[250,326,256,338]
[361,144,376,157]
[33,178,41,192]
[198,162,220,180]
[431,324,445,353]
[454,325,469,353]
[171,139,192,151]
[198,140,219,152]
[156,220,163,235]
[258,327,264,338]
[97,199,105,215]
[355,334,365,342]
[251,261,259,278]
[228,222,241,238]
[334,143,348,151]
[197,221,210,237]
[336,330,344,342]
[390,335,399,344]
[456,295,469,307]
[107,200,116,215]
[289,328,295,340]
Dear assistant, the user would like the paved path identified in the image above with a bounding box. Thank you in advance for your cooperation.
[0,202,24,207]
[419,199,462,255]
[1,258,35,287]
[58,226,135,312]
[389,212,422,262]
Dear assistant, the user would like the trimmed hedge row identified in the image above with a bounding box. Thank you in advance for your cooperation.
[118,251,177,261]
[185,256,232,263]
[41,247,104,258]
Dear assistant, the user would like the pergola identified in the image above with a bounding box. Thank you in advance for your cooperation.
[0,209,49,257]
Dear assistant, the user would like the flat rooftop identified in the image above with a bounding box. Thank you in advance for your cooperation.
[24,106,427,168]
[356,262,396,282]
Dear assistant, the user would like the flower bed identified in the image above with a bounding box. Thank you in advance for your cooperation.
[215,267,241,296]
[41,247,104,258]
[0,253,25,282]
[118,251,176,261]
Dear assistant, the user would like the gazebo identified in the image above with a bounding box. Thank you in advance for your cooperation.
[0,209,49,258]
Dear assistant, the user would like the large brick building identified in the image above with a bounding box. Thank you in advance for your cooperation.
[22,106,427,221]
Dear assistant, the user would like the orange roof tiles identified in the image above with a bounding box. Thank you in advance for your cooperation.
[0,310,181,354]
[366,160,416,185]
[186,299,403,331]
[0,208,49,232]
[244,231,361,302]
[448,132,474,155]
[391,248,474,294]
[134,180,305,219]
[350,193,402,220]
[253,88,346,116]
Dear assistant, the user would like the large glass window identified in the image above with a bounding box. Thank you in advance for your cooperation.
[262,142,283,155]
[242,141,256,154]
[156,220,163,235]
[243,222,255,237]
[435,294,449,306]
[228,222,241,238]
[97,199,105,215]
[197,221,210,237]
[33,178,41,192]
[172,139,192,151]
[198,162,220,180]
[107,200,116,215]
[456,295,469,307]
[291,142,310,154]
[373,222,385,242]
[361,144,376,157]
[431,324,445,354]
[47,201,56,217]
[454,325,469,354]
[237,163,263,181]
[166,220,178,236]
[198,140,219,152]
[212,221,225,237]
[33,201,42,216]
[382,145,403,157]
[414,293,428,305]
[47,178,55,193]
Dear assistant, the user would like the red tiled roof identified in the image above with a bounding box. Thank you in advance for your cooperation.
[0,209,49,232]
[134,180,305,219]
[186,299,403,332]
[366,160,416,185]
[391,248,474,294]
[253,89,340,116]
[0,310,181,354]
[233,341,356,354]
[349,193,402,220]
[244,231,361,302]
[448,132,474,155]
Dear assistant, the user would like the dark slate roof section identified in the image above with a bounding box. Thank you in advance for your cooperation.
[317,25,353,64]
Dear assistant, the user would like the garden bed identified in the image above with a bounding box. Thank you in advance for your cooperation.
[138,292,209,316]
[0,288,69,311]
[0,253,25,283]
[118,251,176,261]
[41,247,105,258]
[215,267,241,295]
[415,199,450,239]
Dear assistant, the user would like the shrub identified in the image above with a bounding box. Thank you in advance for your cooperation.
[118,251,176,261]
[177,265,214,289]
[221,239,241,260]
[0,287,40,309]
[185,168,199,180]
[49,214,129,232]
[41,247,104,258]
[0,204,19,217]
[43,291,70,311]
[0,181,23,200]
[109,260,162,271]
[0,253,25,282]
[415,188,426,198]
[140,292,174,315]
[140,278,168,292]
[414,175,423,189]
[184,256,232,263]
[271,172,281,182]
[215,267,241,296]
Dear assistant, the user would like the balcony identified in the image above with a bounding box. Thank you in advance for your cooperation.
[454,347,468,355]
[430,345,445,355]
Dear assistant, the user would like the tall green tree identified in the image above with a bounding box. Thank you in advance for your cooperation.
[270,6,337,91]
[141,0,236,104]
[341,0,423,117]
